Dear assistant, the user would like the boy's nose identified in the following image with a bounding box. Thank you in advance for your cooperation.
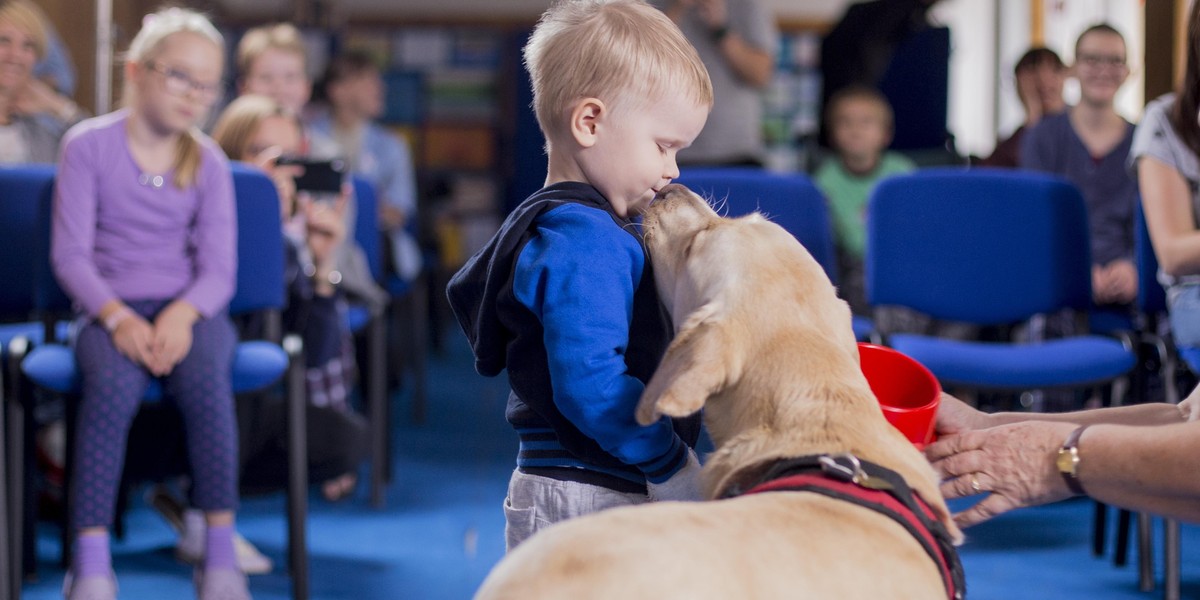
[664,156,680,180]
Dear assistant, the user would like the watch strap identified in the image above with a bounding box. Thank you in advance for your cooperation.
[1059,425,1089,496]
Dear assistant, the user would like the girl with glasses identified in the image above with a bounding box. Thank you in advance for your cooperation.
[51,7,249,600]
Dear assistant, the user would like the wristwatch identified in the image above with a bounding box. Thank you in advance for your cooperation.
[1055,425,1089,496]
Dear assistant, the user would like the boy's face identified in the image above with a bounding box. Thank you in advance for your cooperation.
[240,48,311,116]
[331,70,384,121]
[829,97,891,161]
[577,94,709,218]
[1073,32,1128,107]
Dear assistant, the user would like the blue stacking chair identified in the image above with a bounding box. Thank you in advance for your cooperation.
[675,166,875,341]
[1132,200,1182,599]
[16,164,310,600]
[348,176,392,507]
[865,168,1136,392]
[357,178,430,426]
[0,165,58,600]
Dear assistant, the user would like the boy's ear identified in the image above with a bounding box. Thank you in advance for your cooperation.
[570,97,605,148]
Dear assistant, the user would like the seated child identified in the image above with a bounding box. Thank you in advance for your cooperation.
[446,0,713,551]
[814,85,916,316]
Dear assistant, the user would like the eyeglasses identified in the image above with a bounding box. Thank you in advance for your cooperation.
[145,61,222,102]
[1076,54,1126,70]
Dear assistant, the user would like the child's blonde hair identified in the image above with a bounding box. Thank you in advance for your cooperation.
[211,94,295,161]
[236,23,307,79]
[0,0,48,60]
[124,7,224,189]
[523,0,712,143]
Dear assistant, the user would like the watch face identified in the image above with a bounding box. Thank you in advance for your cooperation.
[1056,448,1079,474]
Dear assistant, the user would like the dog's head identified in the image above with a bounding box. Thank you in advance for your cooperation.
[637,183,858,426]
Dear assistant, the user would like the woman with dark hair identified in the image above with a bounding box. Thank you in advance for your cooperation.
[979,47,1066,168]
[1132,0,1200,352]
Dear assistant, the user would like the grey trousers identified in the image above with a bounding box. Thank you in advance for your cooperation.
[503,468,648,552]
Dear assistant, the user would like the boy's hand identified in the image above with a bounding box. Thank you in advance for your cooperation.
[647,449,703,502]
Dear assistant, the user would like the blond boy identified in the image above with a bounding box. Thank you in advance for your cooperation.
[236,23,312,118]
[447,0,712,551]
[814,85,915,315]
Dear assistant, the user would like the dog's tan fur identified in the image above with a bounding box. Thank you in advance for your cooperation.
[475,184,962,600]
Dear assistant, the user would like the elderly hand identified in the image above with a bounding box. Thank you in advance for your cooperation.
[924,420,1081,528]
[933,393,991,436]
[1179,384,1200,422]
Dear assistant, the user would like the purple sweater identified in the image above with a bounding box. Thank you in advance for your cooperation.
[52,110,236,318]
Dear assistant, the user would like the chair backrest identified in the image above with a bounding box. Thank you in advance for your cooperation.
[674,167,839,283]
[1134,199,1167,315]
[0,165,55,320]
[352,175,384,282]
[866,167,1093,325]
[230,163,285,316]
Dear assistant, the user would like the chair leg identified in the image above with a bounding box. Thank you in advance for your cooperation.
[367,316,388,509]
[1138,512,1154,591]
[1093,502,1108,557]
[60,394,76,570]
[408,275,429,426]
[283,335,308,600]
[0,386,12,600]
[6,400,19,600]
[1115,508,1132,566]
[1164,517,1180,600]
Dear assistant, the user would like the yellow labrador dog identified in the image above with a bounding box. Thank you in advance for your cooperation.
[475,184,963,600]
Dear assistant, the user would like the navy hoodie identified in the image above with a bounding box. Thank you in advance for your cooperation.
[446,182,699,489]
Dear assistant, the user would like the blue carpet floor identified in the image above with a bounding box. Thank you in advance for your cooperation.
[19,329,1200,599]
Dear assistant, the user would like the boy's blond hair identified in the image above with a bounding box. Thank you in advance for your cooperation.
[523,0,712,142]
[825,85,895,135]
[236,23,307,78]
[0,0,47,60]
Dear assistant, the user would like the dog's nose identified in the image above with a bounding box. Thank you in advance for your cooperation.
[655,183,686,201]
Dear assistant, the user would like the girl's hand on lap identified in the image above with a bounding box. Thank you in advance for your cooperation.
[151,301,198,375]
[112,317,157,370]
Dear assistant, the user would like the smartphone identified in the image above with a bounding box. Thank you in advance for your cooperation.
[275,156,346,194]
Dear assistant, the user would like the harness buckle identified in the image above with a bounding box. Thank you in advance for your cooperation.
[818,453,894,491]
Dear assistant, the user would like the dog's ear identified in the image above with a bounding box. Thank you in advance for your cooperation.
[636,302,729,425]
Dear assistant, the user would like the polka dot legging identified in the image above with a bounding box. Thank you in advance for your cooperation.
[71,299,239,529]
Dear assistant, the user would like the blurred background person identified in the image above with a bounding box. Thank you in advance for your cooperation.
[978,47,1066,168]
[658,0,777,166]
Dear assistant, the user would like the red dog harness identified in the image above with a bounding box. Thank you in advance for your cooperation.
[720,454,965,600]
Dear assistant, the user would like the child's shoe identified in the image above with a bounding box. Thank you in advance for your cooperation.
[176,509,273,575]
[62,570,117,600]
